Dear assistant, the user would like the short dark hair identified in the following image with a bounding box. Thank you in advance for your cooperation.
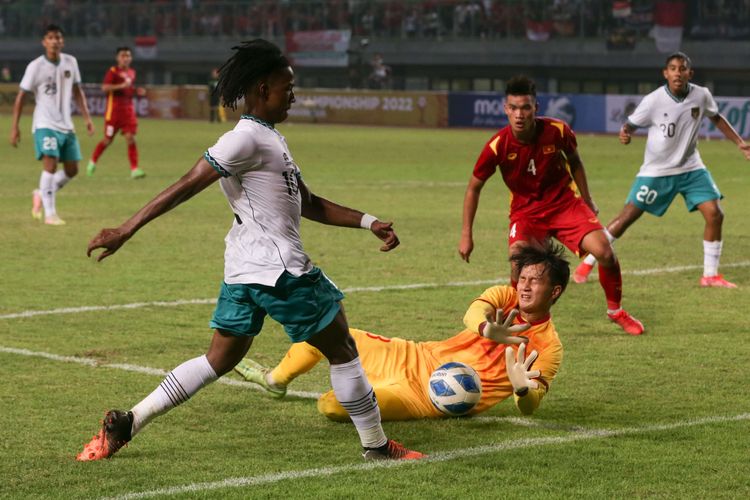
[116,46,132,55]
[665,51,691,69]
[510,242,570,302]
[43,24,64,36]
[505,75,536,98]
[215,39,291,110]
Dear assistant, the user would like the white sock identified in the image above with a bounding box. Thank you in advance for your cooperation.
[583,229,616,266]
[53,169,71,190]
[39,171,56,217]
[703,240,722,277]
[329,357,387,449]
[130,355,218,437]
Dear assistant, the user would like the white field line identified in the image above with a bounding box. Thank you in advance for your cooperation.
[0,345,321,400]
[2,260,749,322]
[106,412,750,500]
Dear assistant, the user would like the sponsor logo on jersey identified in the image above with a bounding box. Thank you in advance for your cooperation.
[507,153,517,160]
[543,145,556,154]
[691,107,699,119]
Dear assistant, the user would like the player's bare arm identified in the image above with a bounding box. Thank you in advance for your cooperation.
[459,174,485,263]
[87,158,221,261]
[9,90,27,147]
[299,178,399,252]
[566,150,599,215]
[709,114,750,160]
[73,83,95,136]
[619,123,635,145]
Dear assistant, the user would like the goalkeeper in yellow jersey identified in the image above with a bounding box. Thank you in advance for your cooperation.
[236,243,568,420]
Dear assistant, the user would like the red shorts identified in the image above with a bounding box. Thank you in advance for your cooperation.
[104,109,137,138]
[508,197,602,257]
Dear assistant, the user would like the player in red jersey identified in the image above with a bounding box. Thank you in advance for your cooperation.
[459,76,644,335]
[87,47,145,179]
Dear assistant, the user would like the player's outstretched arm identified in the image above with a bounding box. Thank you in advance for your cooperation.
[459,175,485,263]
[299,179,399,251]
[709,114,750,160]
[87,158,221,261]
[505,344,544,415]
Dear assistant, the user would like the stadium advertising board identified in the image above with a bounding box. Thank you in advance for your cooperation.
[606,95,750,138]
[448,92,606,132]
[285,89,448,127]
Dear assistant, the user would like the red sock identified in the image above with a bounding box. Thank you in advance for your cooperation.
[128,142,139,170]
[91,140,109,163]
[598,260,623,310]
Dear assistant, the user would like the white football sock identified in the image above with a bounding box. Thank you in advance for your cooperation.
[583,229,616,266]
[703,240,722,277]
[130,355,218,437]
[39,171,56,217]
[53,169,71,190]
[329,357,387,449]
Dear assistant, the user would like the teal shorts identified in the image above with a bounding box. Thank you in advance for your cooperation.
[625,169,722,216]
[33,128,82,162]
[209,267,345,343]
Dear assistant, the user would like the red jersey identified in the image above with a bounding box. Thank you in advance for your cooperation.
[103,66,135,120]
[473,117,579,217]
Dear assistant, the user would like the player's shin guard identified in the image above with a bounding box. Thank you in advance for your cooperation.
[39,171,56,217]
[329,358,387,449]
[598,259,623,311]
[128,142,139,170]
[703,240,722,277]
[130,355,218,436]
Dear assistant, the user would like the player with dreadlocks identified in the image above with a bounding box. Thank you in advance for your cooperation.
[77,39,424,462]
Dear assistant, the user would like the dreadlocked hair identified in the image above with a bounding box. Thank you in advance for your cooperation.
[215,39,291,110]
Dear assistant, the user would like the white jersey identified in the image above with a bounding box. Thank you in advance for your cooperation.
[627,83,718,177]
[19,53,82,133]
[205,115,313,286]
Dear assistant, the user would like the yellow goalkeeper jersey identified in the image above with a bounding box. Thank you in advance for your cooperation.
[331,285,562,420]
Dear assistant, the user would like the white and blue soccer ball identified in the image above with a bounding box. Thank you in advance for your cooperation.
[428,362,482,416]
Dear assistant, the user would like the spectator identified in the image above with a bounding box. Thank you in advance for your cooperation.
[367,53,391,89]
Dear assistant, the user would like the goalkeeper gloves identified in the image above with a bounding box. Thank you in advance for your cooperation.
[505,342,540,396]
[480,308,530,345]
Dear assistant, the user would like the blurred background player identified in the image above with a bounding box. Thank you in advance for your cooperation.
[208,67,226,123]
[236,243,567,421]
[459,76,644,335]
[77,39,422,463]
[87,46,145,179]
[574,52,750,289]
[9,24,94,226]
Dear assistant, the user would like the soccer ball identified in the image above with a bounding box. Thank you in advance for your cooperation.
[428,362,482,416]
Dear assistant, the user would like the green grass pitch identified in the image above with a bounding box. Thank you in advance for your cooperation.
[1,116,749,498]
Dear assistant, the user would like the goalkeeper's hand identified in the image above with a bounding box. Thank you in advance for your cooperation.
[505,343,540,396]
[480,308,530,345]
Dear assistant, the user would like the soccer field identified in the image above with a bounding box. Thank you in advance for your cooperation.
[1,117,749,499]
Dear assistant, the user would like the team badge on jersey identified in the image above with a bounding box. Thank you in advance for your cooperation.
[543,145,556,154]
[507,153,517,160]
[64,70,71,78]
[691,107,699,119]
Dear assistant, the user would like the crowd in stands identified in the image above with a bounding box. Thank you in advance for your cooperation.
[0,0,748,42]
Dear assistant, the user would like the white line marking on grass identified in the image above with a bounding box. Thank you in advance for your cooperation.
[2,260,749,321]
[0,346,321,400]
[473,415,590,432]
[107,413,750,500]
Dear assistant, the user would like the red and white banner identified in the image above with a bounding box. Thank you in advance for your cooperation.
[651,0,685,53]
[134,36,158,60]
[285,30,351,67]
